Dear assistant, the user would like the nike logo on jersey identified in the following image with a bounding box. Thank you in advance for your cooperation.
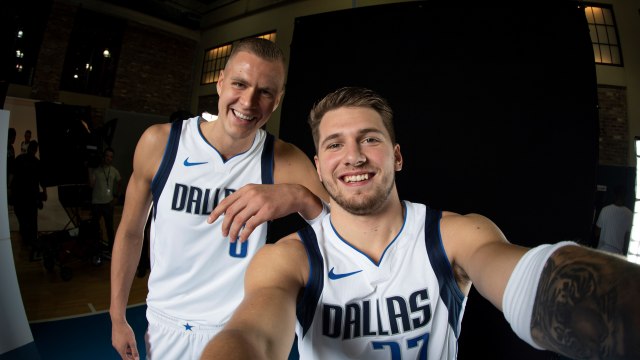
[183,157,208,166]
[328,267,362,280]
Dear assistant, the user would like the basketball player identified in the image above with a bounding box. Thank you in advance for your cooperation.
[110,38,329,359]
[200,87,640,359]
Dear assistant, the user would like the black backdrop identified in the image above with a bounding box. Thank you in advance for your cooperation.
[35,101,96,187]
[277,2,598,359]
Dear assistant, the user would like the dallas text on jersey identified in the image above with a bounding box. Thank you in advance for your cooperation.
[322,288,431,340]
[171,183,236,215]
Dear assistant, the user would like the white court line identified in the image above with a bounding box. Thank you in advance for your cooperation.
[88,303,97,313]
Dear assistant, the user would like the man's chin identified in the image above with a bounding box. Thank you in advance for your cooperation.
[335,198,381,216]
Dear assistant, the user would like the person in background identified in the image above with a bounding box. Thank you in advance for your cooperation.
[201,87,640,360]
[110,38,329,360]
[6,127,16,200]
[89,147,122,258]
[19,129,31,154]
[595,184,634,256]
[12,140,47,261]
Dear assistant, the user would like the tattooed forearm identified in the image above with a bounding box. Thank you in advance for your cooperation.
[530,246,640,359]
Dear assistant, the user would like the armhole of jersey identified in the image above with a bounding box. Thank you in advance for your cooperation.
[261,132,275,239]
[261,132,275,185]
[425,207,465,338]
[150,119,183,219]
[296,225,324,338]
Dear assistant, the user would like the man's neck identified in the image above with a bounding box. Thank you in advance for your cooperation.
[201,119,257,160]
[329,197,405,263]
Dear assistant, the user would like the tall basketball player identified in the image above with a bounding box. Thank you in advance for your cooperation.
[110,38,329,360]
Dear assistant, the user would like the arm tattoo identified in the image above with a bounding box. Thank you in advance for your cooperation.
[530,246,640,359]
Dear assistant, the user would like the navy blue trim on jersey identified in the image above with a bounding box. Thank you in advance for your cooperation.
[424,207,465,338]
[296,225,324,338]
[151,119,183,219]
[329,202,408,267]
[261,133,274,184]
[260,132,274,237]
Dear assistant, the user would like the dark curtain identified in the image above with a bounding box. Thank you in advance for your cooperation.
[278,2,597,359]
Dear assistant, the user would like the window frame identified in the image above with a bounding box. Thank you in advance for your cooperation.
[581,2,624,67]
[200,31,277,85]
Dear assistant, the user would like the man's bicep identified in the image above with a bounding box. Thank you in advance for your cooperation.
[117,124,168,232]
[274,141,329,203]
[530,245,640,358]
[443,213,526,307]
[117,171,153,239]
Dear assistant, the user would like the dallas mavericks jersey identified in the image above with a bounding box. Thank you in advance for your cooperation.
[147,117,274,324]
[296,201,467,359]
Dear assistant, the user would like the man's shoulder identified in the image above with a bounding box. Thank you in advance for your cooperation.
[272,138,313,169]
[604,204,632,213]
[138,122,173,149]
[599,204,633,221]
[262,235,306,260]
[272,137,301,154]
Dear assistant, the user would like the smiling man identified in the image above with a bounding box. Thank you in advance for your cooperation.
[201,87,640,360]
[110,38,328,360]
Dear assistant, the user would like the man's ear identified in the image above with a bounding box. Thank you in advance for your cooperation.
[216,70,224,94]
[314,155,323,182]
[394,144,403,171]
[272,90,285,113]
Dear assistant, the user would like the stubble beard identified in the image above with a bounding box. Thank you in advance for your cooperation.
[325,172,395,216]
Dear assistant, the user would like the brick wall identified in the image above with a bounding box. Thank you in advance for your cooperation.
[598,85,628,166]
[30,1,76,101]
[110,22,197,116]
[30,1,197,121]
[197,94,218,116]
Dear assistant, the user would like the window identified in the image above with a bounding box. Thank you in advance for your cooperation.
[201,32,276,85]
[629,138,640,265]
[2,1,51,85]
[583,4,623,66]
[201,43,232,84]
[59,9,124,97]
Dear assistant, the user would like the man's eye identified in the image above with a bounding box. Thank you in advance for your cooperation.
[327,143,341,150]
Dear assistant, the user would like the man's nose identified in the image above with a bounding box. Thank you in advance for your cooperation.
[239,88,258,107]
[344,144,366,167]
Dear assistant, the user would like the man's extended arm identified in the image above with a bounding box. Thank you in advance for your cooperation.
[531,245,640,359]
[200,237,307,360]
[444,213,640,358]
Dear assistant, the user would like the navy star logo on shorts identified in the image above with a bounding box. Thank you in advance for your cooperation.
[184,323,194,331]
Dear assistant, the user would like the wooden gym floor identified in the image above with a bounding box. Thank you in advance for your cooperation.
[9,203,148,322]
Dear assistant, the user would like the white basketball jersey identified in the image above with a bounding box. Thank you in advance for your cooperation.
[147,117,274,324]
[296,201,467,360]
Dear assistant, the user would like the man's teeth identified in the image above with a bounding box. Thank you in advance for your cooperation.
[233,110,254,121]
[344,174,369,183]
